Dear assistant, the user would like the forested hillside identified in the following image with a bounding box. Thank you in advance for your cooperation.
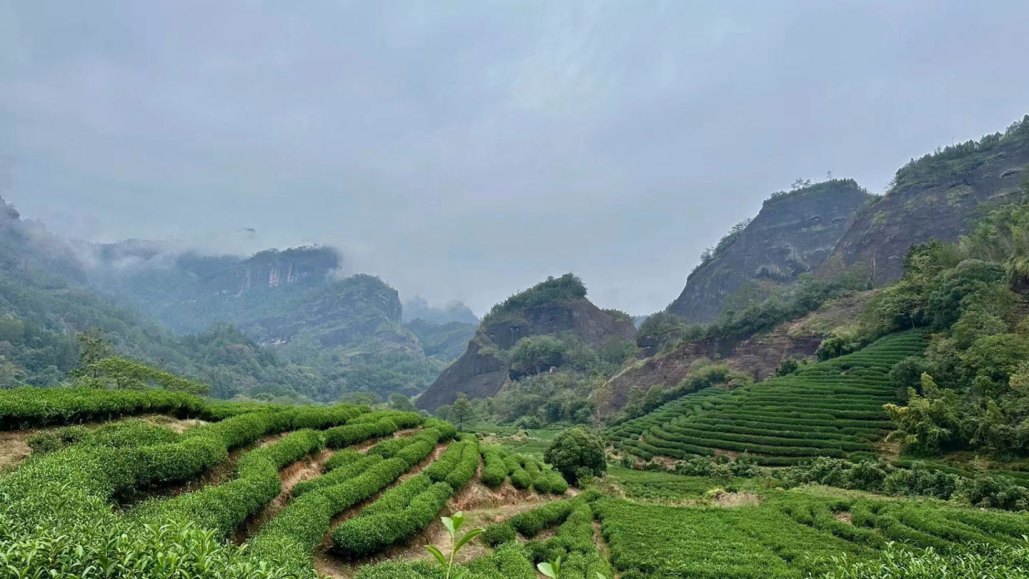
[0,196,470,402]
[417,274,637,419]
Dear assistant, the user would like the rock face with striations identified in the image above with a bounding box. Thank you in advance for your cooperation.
[668,179,873,324]
[819,116,1029,285]
[416,274,637,410]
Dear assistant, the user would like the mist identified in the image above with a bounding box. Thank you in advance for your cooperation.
[4,1,1029,315]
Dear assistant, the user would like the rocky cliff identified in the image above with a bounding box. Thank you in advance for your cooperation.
[668,179,872,324]
[416,274,637,410]
[820,116,1029,284]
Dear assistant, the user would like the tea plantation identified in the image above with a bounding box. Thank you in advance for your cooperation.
[1,330,1027,578]
[611,331,928,465]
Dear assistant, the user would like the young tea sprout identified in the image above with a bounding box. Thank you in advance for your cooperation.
[425,511,483,579]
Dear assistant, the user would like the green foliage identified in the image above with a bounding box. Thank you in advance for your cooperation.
[484,274,587,323]
[451,393,475,430]
[425,511,484,579]
[704,274,861,343]
[596,491,1029,579]
[774,356,804,377]
[697,218,752,269]
[609,331,928,466]
[0,386,220,429]
[622,362,752,420]
[544,427,607,486]
[824,541,1029,579]
[636,312,694,355]
[74,356,210,395]
[890,115,1029,191]
[481,445,510,488]
[332,439,480,558]
[508,335,567,379]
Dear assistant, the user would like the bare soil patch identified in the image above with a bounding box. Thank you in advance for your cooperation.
[834,511,853,525]
[0,430,32,472]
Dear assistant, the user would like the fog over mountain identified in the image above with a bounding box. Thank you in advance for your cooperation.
[3,1,1029,314]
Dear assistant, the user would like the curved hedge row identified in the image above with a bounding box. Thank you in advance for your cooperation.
[481,446,510,488]
[611,331,927,465]
[332,479,454,558]
[0,403,370,578]
[331,437,480,558]
[424,438,479,488]
[136,428,324,537]
[245,421,453,570]
[354,543,537,579]
[0,387,208,430]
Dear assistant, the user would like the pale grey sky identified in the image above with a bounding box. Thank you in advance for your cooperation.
[2,0,1028,315]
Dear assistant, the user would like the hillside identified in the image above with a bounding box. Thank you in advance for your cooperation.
[609,331,927,465]
[0,198,464,401]
[416,274,637,411]
[820,116,1029,284]
[668,179,873,323]
[1,386,1027,579]
[605,290,876,415]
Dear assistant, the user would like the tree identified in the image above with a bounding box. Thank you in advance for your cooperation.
[508,335,567,378]
[389,393,416,411]
[76,329,115,377]
[451,393,474,431]
[544,427,607,486]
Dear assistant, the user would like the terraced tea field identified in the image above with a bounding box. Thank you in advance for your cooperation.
[0,389,570,578]
[596,489,1029,579]
[610,331,928,465]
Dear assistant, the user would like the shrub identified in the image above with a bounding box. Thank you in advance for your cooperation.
[481,446,509,488]
[482,522,517,547]
[544,427,606,486]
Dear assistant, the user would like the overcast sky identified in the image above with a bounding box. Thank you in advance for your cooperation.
[2,1,1028,315]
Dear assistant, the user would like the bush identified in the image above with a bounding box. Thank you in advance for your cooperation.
[481,446,510,488]
[510,500,575,537]
[544,427,606,486]
[481,521,517,547]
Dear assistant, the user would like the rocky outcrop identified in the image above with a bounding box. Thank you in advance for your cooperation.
[668,179,873,324]
[603,291,875,415]
[416,275,637,410]
[481,300,637,351]
[414,336,509,410]
[243,274,413,349]
[198,246,340,296]
[820,116,1029,284]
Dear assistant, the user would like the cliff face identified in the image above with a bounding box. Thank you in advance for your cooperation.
[242,273,413,349]
[604,290,875,415]
[668,179,872,324]
[820,117,1029,284]
[416,275,637,410]
[198,246,339,297]
[481,300,637,351]
[414,335,509,410]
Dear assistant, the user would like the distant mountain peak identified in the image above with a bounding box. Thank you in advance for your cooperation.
[668,179,873,324]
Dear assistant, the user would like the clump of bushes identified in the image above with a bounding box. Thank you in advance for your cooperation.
[785,457,1029,511]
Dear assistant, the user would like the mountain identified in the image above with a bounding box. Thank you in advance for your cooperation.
[820,116,1029,284]
[416,274,637,410]
[668,179,873,324]
[402,297,479,325]
[0,199,465,401]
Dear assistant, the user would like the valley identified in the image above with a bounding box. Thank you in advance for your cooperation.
[2,115,1029,577]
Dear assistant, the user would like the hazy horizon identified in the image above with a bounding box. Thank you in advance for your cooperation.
[4,1,1029,315]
